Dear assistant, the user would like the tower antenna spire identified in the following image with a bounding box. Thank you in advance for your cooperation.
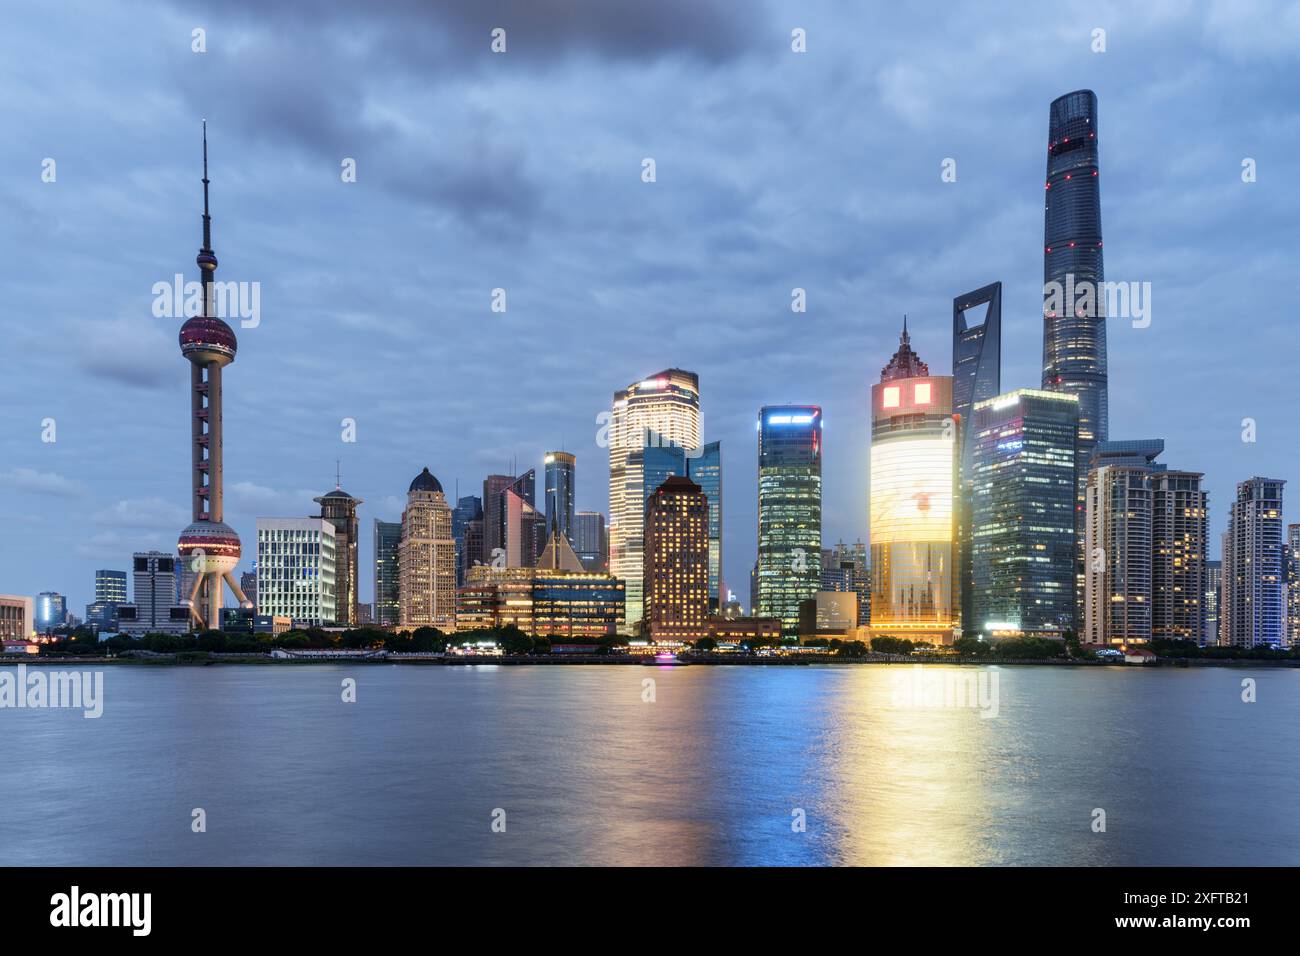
[196,120,219,316]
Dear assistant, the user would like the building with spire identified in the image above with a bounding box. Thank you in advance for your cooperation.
[314,466,363,626]
[868,319,959,645]
[176,123,252,630]
[399,467,457,629]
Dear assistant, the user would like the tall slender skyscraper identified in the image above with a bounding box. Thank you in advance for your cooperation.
[687,441,723,613]
[953,282,1002,633]
[544,452,576,544]
[176,123,252,630]
[1043,90,1107,629]
[1221,477,1286,648]
[574,511,608,573]
[609,369,701,631]
[1151,471,1209,644]
[451,494,484,586]
[868,322,958,645]
[1286,525,1300,649]
[399,468,456,629]
[756,405,822,635]
[373,519,402,627]
[643,476,710,642]
[315,474,363,625]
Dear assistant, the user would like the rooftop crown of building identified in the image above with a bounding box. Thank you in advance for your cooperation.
[881,316,930,382]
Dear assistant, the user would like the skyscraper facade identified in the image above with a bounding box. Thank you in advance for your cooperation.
[1204,559,1222,647]
[399,468,457,629]
[176,124,252,631]
[969,389,1078,639]
[609,369,701,631]
[94,569,128,604]
[1286,525,1300,649]
[1083,440,1164,645]
[869,323,958,644]
[373,519,402,627]
[1151,471,1209,644]
[643,476,710,641]
[120,551,188,635]
[573,511,608,572]
[544,452,576,544]
[481,474,515,566]
[1042,90,1107,630]
[35,592,66,632]
[314,483,363,625]
[255,517,338,626]
[451,494,484,587]
[953,282,1002,632]
[756,405,822,636]
[687,441,723,613]
[1220,477,1286,648]
[821,539,870,625]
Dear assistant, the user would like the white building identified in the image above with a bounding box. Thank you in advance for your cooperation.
[256,517,338,627]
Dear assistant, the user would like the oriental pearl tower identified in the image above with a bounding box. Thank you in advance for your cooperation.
[177,123,252,630]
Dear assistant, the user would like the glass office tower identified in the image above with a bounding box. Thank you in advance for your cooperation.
[543,452,576,544]
[969,389,1078,639]
[373,519,402,627]
[756,406,822,635]
[687,441,723,613]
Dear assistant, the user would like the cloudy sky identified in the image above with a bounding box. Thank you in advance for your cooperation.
[2,0,1298,614]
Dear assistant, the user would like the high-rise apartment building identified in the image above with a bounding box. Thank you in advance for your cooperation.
[609,369,701,631]
[643,476,710,641]
[969,389,1078,639]
[1220,477,1286,648]
[1287,525,1300,649]
[1151,471,1209,644]
[399,468,457,629]
[756,406,822,635]
[1204,559,1222,647]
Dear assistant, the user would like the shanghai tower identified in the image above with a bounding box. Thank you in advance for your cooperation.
[1042,90,1105,628]
[177,123,252,630]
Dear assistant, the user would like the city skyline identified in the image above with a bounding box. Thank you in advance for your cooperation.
[3,4,1297,616]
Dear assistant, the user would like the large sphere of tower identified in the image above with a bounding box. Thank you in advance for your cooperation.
[178,520,242,575]
[179,314,237,367]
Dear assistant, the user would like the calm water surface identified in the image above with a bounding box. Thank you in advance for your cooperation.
[2,664,1296,866]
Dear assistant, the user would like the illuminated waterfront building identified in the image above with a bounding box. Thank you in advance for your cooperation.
[756,406,822,635]
[119,551,189,635]
[1220,477,1286,648]
[35,591,66,632]
[399,468,457,629]
[373,519,401,627]
[868,322,958,644]
[314,479,363,625]
[821,539,870,626]
[457,524,624,637]
[952,282,1002,631]
[544,452,576,544]
[688,441,724,613]
[1083,440,1164,645]
[644,476,710,641]
[0,595,34,641]
[609,369,701,631]
[255,517,337,626]
[1204,559,1221,646]
[969,389,1078,639]
[1286,525,1300,648]
[482,474,515,564]
[1151,471,1209,644]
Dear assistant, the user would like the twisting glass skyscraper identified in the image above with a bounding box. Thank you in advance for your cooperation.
[1042,89,1107,627]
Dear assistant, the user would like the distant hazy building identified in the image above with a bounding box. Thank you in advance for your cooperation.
[869,322,958,645]
[799,590,859,640]
[1084,441,1164,645]
[1151,471,1209,644]
[1287,525,1300,649]
[120,551,189,635]
[953,282,1002,631]
[1204,559,1222,647]
[482,474,515,564]
[0,595,34,641]
[399,468,457,629]
[573,511,608,572]
[821,540,870,626]
[544,452,576,544]
[256,517,337,626]
[35,592,66,632]
[451,494,484,587]
[1221,477,1286,648]
[503,471,546,569]
[609,369,701,632]
[970,389,1078,639]
[644,476,710,641]
[373,519,402,627]
[315,484,363,625]
[756,406,822,635]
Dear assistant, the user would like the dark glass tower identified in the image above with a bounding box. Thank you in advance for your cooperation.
[953,282,1002,633]
[543,452,576,544]
[756,406,822,635]
[1043,89,1106,630]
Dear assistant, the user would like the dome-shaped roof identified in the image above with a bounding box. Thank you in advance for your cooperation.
[318,487,354,500]
[408,467,443,494]
[179,315,238,363]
